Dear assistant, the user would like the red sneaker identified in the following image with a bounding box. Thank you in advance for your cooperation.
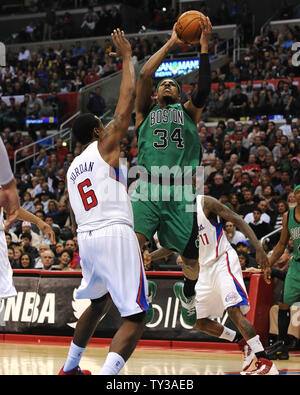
[238,338,254,371]
[240,358,279,375]
[58,366,91,375]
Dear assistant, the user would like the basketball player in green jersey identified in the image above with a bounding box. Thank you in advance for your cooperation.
[266,185,300,360]
[131,17,212,325]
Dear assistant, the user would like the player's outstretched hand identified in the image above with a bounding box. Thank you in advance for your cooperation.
[109,28,132,59]
[199,16,212,50]
[263,265,272,285]
[0,180,20,231]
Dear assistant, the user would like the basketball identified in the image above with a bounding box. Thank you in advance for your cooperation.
[175,10,204,45]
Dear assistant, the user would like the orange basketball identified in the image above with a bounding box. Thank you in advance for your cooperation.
[175,10,204,44]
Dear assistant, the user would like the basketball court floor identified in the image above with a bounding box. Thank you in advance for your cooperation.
[0,340,299,375]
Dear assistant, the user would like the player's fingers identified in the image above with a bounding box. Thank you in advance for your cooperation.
[4,209,19,232]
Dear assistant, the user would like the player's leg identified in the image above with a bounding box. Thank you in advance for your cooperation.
[59,294,112,375]
[95,224,149,375]
[99,311,146,375]
[267,269,297,360]
[132,192,160,325]
[171,211,199,326]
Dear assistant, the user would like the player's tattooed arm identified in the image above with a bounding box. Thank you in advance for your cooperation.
[204,196,269,269]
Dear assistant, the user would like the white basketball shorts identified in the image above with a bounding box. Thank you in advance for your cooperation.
[0,230,17,299]
[76,223,149,317]
[195,248,250,319]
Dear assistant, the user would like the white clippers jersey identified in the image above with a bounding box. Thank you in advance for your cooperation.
[196,195,232,266]
[67,141,133,233]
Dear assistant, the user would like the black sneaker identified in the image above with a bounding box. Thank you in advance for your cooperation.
[267,341,289,360]
[265,340,283,353]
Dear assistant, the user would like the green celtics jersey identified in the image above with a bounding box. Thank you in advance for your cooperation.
[137,103,201,178]
[288,207,300,261]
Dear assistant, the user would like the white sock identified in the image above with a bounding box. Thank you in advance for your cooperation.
[63,341,86,372]
[246,335,264,354]
[219,327,236,342]
[99,352,125,375]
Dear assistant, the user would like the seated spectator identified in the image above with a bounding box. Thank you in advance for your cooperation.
[52,201,69,228]
[237,250,258,271]
[21,191,35,214]
[219,140,236,162]
[209,173,232,199]
[13,245,23,268]
[228,85,248,118]
[19,252,35,269]
[224,221,247,246]
[7,246,17,268]
[248,207,273,239]
[40,249,55,270]
[65,239,81,270]
[87,87,106,117]
[46,199,59,217]
[244,199,271,224]
[51,249,73,271]
[32,148,49,170]
[19,221,41,249]
[34,243,51,269]
[20,232,39,259]
[84,67,99,86]
[238,188,257,217]
[273,200,289,229]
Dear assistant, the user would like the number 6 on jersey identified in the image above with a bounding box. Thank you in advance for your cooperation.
[78,178,98,211]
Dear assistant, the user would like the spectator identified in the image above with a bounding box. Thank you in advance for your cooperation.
[228,85,248,118]
[21,191,35,213]
[34,243,51,268]
[51,249,73,271]
[238,188,257,217]
[248,207,273,239]
[40,249,55,270]
[19,221,41,249]
[244,199,271,224]
[43,7,56,41]
[65,239,81,270]
[87,87,106,117]
[32,148,49,170]
[224,221,247,246]
[209,173,232,199]
[19,252,35,269]
[20,232,39,259]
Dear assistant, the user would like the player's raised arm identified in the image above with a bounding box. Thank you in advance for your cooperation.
[203,196,269,270]
[101,29,136,151]
[135,24,182,127]
[184,16,212,124]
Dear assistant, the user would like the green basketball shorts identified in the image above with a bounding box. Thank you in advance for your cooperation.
[130,180,198,259]
[283,259,300,306]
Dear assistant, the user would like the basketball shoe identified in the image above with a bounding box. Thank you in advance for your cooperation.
[240,358,279,375]
[238,338,255,371]
[58,366,91,375]
[146,280,157,324]
[266,340,289,360]
[173,281,196,326]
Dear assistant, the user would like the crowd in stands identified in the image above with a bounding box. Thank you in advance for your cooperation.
[1,5,300,279]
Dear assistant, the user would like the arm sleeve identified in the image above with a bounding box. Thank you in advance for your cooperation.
[0,137,14,186]
[191,53,211,108]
